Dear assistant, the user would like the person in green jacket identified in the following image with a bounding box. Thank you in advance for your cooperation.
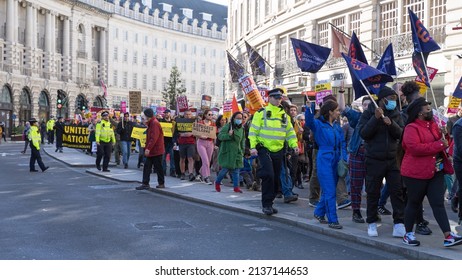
[214,111,245,193]
[28,118,49,172]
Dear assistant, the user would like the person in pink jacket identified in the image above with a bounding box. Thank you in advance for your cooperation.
[401,97,462,247]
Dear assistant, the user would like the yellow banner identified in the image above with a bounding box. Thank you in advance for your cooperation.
[449,96,462,109]
[160,122,173,137]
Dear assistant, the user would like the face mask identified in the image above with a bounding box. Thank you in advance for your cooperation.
[423,111,433,121]
[234,119,242,125]
[384,100,397,111]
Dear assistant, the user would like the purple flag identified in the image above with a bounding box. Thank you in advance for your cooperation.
[342,53,393,90]
[290,38,331,73]
[348,32,369,99]
[245,41,266,76]
[227,52,245,83]
[412,51,430,87]
[369,44,397,94]
[408,8,440,54]
[453,76,462,99]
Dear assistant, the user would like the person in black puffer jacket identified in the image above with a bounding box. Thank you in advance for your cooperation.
[358,86,406,237]
[116,112,134,169]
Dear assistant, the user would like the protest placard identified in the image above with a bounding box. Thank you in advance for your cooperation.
[192,122,217,139]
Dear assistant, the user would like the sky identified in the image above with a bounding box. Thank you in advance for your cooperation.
[204,0,228,6]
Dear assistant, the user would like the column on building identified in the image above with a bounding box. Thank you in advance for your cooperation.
[44,10,56,78]
[62,17,71,80]
[5,0,18,72]
[25,2,36,76]
[99,28,107,83]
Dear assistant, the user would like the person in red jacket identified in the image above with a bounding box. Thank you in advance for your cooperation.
[136,108,166,190]
[401,97,462,247]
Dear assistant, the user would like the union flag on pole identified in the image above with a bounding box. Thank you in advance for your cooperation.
[408,8,440,54]
[227,51,246,83]
[290,38,331,73]
[453,76,462,99]
[368,43,397,94]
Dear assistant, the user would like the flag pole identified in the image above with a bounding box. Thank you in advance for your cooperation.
[358,79,386,118]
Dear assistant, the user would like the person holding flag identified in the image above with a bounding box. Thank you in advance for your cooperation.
[358,86,406,237]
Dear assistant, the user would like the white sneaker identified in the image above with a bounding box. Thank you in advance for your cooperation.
[393,223,406,237]
[368,223,378,237]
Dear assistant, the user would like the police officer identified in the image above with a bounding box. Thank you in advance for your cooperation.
[95,111,116,172]
[249,88,299,215]
[46,116,56,144]
[28,118,49,172]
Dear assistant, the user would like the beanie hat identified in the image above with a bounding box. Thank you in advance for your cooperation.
[377,86,397,100]
[143,108,154,118]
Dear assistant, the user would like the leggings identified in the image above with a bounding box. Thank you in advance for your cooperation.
[403,172,450,234]
[196,138,214,178]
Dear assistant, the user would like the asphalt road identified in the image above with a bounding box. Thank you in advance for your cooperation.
[0,143,407,260]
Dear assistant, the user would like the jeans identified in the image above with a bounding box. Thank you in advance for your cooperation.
[280,163,295,197]
[120,141,131,165]
[216,167,239,187]
[162,141,175,173]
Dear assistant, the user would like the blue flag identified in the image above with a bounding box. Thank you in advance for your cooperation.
[227,52,245,83]
[342,53,393,89]
[369,44,397,94]
[453,76,462,99]
[348,32,369,99]
[290,38,331,73]
[245,41,266,76]
[408,8,440,54]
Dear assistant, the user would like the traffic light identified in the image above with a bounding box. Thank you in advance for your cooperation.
[57,97,63,109]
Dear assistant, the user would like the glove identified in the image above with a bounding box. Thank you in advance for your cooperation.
[293,147,299,154]
[250,148,258,156]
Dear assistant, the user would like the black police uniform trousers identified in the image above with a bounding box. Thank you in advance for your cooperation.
[30,143,46,171]
[257,146,284,208]
[96,141,112,170]
[47,131,54,144]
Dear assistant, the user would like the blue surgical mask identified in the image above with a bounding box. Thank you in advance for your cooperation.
[384,100,397,111]
[234,119,242,125]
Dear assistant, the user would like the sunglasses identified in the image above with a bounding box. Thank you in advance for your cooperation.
[207,114,213,116]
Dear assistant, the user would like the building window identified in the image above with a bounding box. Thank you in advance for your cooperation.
[133,51,138,64]
[152,76,157,90]
[115,28,119,39]
[123,72,128,88]
[211,64,216,76]
[132,73,138,88]
[349,12,361,35]
[182,60,187,72]
[113,47,118,61]
[201,63,206,74]
[254,0,260,26]
[265,0,270,17]
[113,70,118,86]
[182,43,187,53]
[173,41,177,51]
[279,36,287,61]
[278,0,287,11]
[153,38,157,48]
[430,0,446,26]
[380,2,397,38]
[201,81,206,94]
[162,77,167,90]
[287,32,296,59]
[162,57,167,69]
[123,49,128,62]
[152,55,157,68]
[144,35,148,45]
[210,82,215,96]
[191,80,196,94]
[318,22,329,47]
[192,61,196,73]
[143,53,147,66]
[124,30,128,41]
[403,0,424,33]
[163,40,168,49]
[192,46,196,55]
[142,74,147,90]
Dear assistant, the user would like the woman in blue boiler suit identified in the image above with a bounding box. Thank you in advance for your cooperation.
[305,99,347,229]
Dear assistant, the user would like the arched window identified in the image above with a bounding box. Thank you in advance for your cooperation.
[38,91,49,107]
[0,85,12,103]
[20,88,31,106]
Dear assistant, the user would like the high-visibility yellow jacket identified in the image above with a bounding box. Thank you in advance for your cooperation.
[95,119,116,144]
[29,126,41,150]
[248,103,298,153]
[46,119,55,131]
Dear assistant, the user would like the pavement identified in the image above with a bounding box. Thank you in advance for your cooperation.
[34,143,462,260]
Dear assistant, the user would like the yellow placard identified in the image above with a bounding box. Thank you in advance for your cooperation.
[449,96,462,109]
[160,122,173,137]
[131,127,146,140]
[315,82,332,92]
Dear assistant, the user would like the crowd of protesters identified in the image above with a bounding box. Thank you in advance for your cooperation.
[26,82,462,248]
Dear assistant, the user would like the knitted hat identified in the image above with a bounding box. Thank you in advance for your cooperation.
[143,108,154,118]
[377,86,397,100]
